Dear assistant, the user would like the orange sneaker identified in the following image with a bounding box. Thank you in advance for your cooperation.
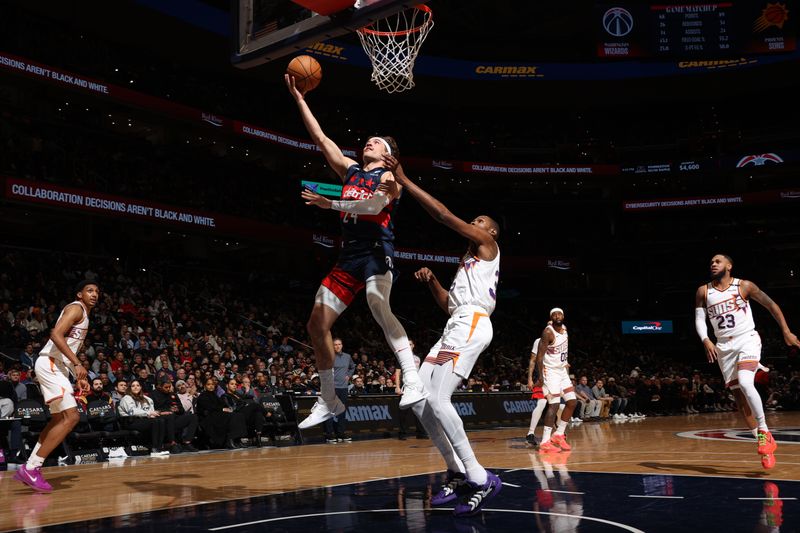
[757,430,777,456]
[761,453,776,469]
[538,440,560,453]
[550,433,571,451]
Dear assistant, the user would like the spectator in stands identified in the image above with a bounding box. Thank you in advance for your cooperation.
[85,378,112,405]
[575,376,600,420]
[323,338,354,443]
[253,373,272,397]
[117,379,170,456]
[196,377,247,449]
[111,379,127,407]
[175,380,196,413]
[137,366,155,393]
[19,344,35,369]
[348,376,366,396]
[0,377,23,463]
[221,378,265,444]
[592,379,613,418]
[7,369,27,402]
[152,377,198,452]
[605,377,629,419]
[237,376,257,403]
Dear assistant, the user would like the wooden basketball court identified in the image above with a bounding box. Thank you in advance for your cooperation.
[2,412,798,531]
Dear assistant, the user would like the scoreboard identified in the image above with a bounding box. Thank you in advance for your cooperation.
[598,2,795,58]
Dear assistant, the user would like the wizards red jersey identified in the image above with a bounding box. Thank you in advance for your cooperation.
[340,164,398,251]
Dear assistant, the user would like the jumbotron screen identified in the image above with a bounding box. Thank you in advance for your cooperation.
[597,2,795,58]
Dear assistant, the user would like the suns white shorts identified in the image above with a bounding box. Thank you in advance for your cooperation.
[716,330,761,388]
[34,355,77,413]
[424,305,492,379]
[542,366,575,404]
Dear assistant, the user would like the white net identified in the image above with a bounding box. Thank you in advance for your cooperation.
[356,5,433,94]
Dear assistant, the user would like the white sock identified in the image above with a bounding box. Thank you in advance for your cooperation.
[542,426,553,444]
[555,420,568,436]
[319,369,336,404]
[26,453,45,469]
[738,371,768,431]
[426,362,486,485]
[751,428,759,438]
[365,273,420,385]
[31,442,42,458]
[529,399,546,434]
[412,364,465,474]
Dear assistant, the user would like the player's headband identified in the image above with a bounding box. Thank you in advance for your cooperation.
[549,307,564,317]
[371,137,392,155]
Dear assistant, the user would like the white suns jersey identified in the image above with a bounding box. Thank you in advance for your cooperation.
[543,325,568,369]
[447,245,500,316]
[40,301,89,365]
[531,338,540,355]
[705,278,756,339]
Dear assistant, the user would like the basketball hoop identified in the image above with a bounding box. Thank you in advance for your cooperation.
[356,4,433,94]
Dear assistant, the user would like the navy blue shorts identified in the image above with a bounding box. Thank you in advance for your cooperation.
[321,242,395,306]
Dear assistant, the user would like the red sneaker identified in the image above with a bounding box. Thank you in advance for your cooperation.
[538,440,560,454]
[761,453,776,469]
[550,433,572,451]
[757,430,777,456]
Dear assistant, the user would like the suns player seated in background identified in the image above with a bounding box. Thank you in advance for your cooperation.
[14,280,98,493]
[695,254,800,469]
[285,74,427,429]
[535,308,578,454]
[381,152,502,517]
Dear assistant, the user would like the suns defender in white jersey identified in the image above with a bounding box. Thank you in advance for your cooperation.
[14,280,98,492]
[695,254,800,469]
[383,153,502,517]
[535,309,578,454]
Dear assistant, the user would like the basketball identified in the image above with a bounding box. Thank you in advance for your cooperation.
[287,55,322,93]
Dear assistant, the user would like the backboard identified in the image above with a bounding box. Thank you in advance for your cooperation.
[232,0,410,69]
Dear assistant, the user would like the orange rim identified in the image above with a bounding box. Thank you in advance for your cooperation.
[359,4,432,37]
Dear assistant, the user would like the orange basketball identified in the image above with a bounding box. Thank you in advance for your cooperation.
[287,55,322,93]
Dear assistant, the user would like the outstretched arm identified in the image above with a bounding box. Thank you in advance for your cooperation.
[300,175,400,215]
[382,154,496,258]
[414,267,449,313]
[285,74,356,180]
[743,280,800,348]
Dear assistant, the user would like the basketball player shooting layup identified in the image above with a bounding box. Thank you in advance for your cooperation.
[14,280,98,492]
[534,308,578,454]
[285,75,427,429]
[381,153,502,516]
[695,254,800,469]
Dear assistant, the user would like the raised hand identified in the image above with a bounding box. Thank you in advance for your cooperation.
[381,154,408,183]
[284,74,305,102]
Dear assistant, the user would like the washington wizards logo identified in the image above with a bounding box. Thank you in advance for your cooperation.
[677,428,800,444]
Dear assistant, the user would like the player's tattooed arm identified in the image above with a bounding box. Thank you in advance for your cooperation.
[534,327,554,388]
[744,280,800,348]
[414,267,448,313]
